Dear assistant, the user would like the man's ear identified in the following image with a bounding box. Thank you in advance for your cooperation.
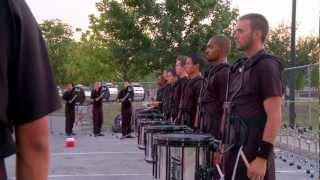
[196,64,200,71]
[253,30,261,41]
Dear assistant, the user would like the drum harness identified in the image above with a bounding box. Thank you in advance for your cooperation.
[92,86,108,103]
[218,58,250,180]
[176,76,202,127]
[221,53,280,180]
[119,86,134,103]
[196,63,229,180]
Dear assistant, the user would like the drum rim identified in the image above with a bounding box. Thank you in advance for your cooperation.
[154,133,214,146]
[144,125,189,132]
[139,121,170,125]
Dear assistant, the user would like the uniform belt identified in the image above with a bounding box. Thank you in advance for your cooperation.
[179,108,192,112]
[229,115,266,130]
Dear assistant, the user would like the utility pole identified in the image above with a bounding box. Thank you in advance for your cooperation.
[288,0,297,127]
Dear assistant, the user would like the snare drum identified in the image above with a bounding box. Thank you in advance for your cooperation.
[144,125,192,163]
[137,120,171,149]
[134,110,163,136]
[153,134,217,180]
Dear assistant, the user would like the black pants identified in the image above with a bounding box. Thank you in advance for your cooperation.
[0,159,7,180]
[92,105,103,134]
[202,112,221,138]
[121,104,132,136]
[181,112,193,129]
[65,105,75,135]
[223,148,275,180]
[223,124,275,180]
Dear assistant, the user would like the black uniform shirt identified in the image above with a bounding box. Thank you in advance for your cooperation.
[161,84,173,115]
[91,87,103,107]
[229,50,283,119]
[0,0,61,157]
[63,88,76,108]
[180,76,203,119]
[1,0,61,125]
[172,77,188,117]
[201,63,229,114]
[118,86,134,107]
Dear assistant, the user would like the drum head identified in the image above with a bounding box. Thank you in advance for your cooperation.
[154,133,214,147]
[140,120,170,126]
[144,125,191,133]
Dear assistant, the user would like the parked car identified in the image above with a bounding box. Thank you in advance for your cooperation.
[131,83,145,101]
[82,86,92,98]
[111,114,134,133]
[57,86,63,97]
[103,82,119,101]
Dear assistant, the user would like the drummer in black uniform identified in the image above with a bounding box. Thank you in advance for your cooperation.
[90,81,105,137]
[178,54,204,129]
[198,35,230,137]
[162,69,177,121]
[150,71,168,110]
[223,13,283,180]
[62,83,77,136]
[172,56,189,124]
[118,80,134,139]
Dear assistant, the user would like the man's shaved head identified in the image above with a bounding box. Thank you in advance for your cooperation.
[206,35,231,62]
[209,35,231,55]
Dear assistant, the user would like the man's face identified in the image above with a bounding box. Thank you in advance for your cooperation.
[162,70,168,81]
[185,58,197,75]
[205,39,220,62]
[95,82,101,89]
[175,60,184,76]
[234,19,254,51]
[124,81,129,87]
[166,72,175,83]
[66,84,73,91]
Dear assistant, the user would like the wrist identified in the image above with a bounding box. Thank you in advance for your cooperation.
[256,140,274,160]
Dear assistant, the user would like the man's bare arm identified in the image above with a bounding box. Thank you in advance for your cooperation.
[262,96,282,144]
[247,96,282,179]
[15,117,49,180]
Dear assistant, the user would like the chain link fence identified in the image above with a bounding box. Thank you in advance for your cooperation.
[282,63,319,128]
[277,63,319,178]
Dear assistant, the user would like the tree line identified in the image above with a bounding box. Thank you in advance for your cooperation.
[40,0,319,89]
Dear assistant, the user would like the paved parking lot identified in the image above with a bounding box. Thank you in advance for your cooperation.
[5,115,319,180]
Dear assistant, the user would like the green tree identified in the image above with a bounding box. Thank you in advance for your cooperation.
[296,37,319,88]
[88,0,239,80]
[40,19,75,84]
[63,35,115,85]
[266,24,319,89]
[266,24,291,66]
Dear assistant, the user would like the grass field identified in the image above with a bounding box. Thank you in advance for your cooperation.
[282,101,319,130]
[53,99,319,131]
[52,101,145,129]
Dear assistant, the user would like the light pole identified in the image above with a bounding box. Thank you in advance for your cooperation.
[288,0,297,127]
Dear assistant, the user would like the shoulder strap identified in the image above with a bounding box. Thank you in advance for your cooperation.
[230,58,247,72]
[189,76,203,87]
[206,63,229,84]
[244,53,282,71]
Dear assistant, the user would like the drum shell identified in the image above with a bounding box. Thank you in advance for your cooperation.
[144,125,192,163]
[137,120,170,149]
[153,134,214,180]
[134,109,163,136]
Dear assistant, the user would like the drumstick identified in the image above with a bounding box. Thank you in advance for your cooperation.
[240,149,250,168]
[69,95,78,103]
[215,164,224,178]
[232,146,249,180]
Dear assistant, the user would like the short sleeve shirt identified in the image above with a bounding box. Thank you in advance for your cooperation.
[229,50,283,118]
[181,76,203,114]
[91,87,103,107]
[0,0,61,127]
[201,63,229,114]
